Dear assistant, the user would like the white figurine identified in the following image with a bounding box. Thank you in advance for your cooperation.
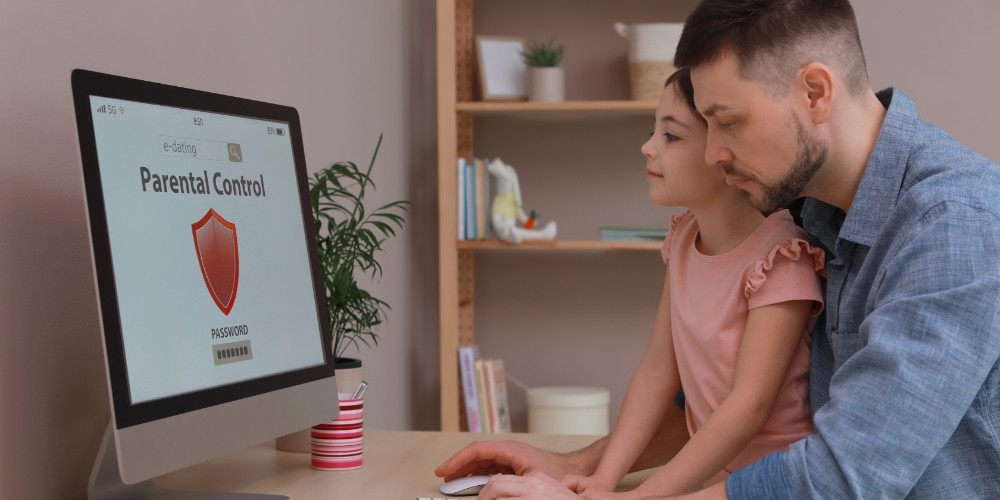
[488,158,557,244]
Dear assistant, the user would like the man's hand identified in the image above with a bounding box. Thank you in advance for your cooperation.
[478,471,584,500]
[561,473,617,496]
[434,440,584,482]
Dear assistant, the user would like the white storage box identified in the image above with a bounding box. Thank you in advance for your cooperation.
[527,386,610,435]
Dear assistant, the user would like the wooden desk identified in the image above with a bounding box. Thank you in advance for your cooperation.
[157,431,655,498]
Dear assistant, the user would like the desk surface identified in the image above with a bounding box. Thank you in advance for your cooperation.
[157,430,654,498]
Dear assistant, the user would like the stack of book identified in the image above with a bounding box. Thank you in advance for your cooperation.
[457,158,493,241]
[598,226,668,242]
[458,345,511,433]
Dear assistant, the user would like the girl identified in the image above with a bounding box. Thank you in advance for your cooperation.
[561,68,825,498]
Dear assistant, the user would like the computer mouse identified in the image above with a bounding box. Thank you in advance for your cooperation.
[440,474,491,496]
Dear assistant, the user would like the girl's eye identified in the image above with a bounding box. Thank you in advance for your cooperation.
[664,133,679,143]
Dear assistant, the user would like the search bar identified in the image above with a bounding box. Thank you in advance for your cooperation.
[159,136,242,162]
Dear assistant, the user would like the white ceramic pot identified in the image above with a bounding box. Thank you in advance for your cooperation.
[614,22,684,63]
[528,66,565,102]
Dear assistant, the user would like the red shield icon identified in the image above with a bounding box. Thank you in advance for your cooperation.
[192,209,239,315]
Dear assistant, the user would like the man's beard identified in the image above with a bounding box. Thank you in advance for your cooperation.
[724,119,827,212]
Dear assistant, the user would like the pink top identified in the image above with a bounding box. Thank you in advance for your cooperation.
[662,210,824,477]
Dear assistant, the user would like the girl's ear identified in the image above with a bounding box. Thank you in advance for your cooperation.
[798,62,834,125]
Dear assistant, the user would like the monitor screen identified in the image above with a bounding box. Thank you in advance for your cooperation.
[72,69,339,489]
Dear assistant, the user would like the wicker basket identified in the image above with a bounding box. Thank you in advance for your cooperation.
[629,60,676,101]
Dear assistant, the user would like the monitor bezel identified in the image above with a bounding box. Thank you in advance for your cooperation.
[72,69,335,430]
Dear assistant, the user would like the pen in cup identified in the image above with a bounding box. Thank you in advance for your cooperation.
[351,380,368,399]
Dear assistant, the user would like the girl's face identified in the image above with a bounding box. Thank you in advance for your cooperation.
[641,83,727,208]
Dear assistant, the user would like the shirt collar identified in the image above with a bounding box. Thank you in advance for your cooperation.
[836,88,920,247]
[800,89,920,262]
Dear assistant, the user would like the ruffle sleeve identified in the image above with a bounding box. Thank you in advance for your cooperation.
[744,238,826,300]
[661,210,692,264]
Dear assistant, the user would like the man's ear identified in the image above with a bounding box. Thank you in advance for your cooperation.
[798,62,834,125]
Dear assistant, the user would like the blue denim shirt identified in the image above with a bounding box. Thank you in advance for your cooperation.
[728,89,1000,499]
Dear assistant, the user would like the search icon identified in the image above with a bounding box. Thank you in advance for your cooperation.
[227,143,243,162]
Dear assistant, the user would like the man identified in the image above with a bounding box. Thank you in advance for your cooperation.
[438,1,1000,498]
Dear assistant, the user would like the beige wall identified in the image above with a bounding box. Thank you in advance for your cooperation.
[856,0,1000,162]
[1,0,998,498]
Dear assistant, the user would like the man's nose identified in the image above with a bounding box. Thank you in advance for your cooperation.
[704,130,734,168]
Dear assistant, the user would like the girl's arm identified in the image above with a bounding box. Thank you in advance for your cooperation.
[568,268,682,492]
[630,299,814,497]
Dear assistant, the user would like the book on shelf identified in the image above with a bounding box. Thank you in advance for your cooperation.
[457,158,466,240]
[482,358,512,433]
[474,359,492,432]
[475,158,488,240]
[456,156,495,241]
[598,226,668,242]
[464,160,477,240]
[457,348,512,433]
[458,345,483,433]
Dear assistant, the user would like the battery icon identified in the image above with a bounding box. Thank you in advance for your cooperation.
[276,128,285,136]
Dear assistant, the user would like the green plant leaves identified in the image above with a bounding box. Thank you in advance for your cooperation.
[308,134,410,359]
[521,39,565,67]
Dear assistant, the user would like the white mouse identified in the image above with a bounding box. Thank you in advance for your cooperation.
[440,474,491,496]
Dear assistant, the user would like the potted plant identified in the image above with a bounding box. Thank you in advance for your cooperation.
[275,134,409,452]
[310,134,409,369]
[521,39,565,102]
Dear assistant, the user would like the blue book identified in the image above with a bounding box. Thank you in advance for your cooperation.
[465,161,477,240]
[457,158,466,241]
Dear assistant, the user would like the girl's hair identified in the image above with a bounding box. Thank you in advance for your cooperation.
[664,68,707,127]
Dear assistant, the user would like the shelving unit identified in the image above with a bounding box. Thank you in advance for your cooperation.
[436,0,692,431]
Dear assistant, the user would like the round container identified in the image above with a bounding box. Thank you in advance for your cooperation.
[527,386,610,435]
[628,60,677,101]
[614,22,684,101]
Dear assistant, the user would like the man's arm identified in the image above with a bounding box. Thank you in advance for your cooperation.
[728,202,1000,498]
[434,401,688,482]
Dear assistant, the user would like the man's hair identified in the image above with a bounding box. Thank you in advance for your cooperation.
[674,0,869,96]
[665,68,707,127]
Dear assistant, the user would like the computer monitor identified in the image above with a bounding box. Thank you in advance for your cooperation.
[72,69,339,499]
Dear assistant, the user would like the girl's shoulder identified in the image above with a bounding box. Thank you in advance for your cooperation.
[744,211,826,299]
[758,209,811,244]
[753,210,825,269]
[670,209,695,232]
[661,210,695,263]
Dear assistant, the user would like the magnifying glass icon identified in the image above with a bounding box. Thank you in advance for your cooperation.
[227,143,243,162]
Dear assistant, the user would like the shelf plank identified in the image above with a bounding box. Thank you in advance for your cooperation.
[457,239,662,251]
[456,100,657,116]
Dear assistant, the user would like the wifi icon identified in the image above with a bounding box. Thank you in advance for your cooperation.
[96,104,108,114]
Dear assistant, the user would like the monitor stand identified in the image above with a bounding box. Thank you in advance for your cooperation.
[88,423,288,500]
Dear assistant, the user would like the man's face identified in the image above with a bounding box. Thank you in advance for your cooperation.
[690,53,827,211]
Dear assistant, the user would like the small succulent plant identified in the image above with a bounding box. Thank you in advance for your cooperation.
[520,39,565,67]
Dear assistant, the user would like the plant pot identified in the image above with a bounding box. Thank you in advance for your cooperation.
[528,67,565,102]
[274,358,364,453]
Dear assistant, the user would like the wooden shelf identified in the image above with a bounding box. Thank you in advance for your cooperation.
[456,100,657,117]
[436,0,686,432]
[457,239,661,251]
